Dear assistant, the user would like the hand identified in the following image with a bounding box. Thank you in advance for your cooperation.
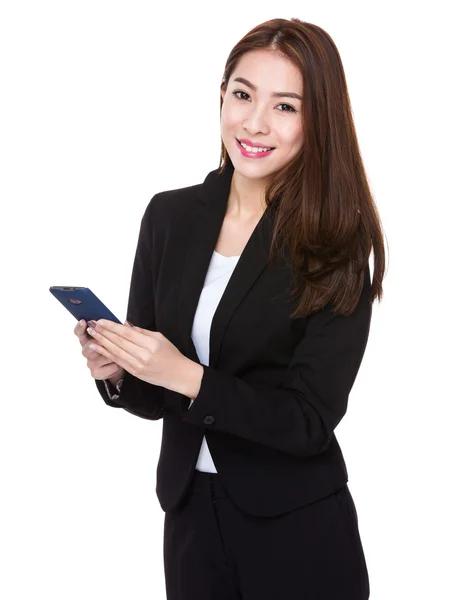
[84,319,189,392]
[75,319,125,382]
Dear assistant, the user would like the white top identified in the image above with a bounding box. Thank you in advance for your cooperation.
[103,249,241,474]
[190,250,241,472]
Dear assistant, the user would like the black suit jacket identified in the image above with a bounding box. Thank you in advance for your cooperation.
[95,160,373,518]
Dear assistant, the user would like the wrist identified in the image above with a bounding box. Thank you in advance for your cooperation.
[107,369,124,389]
[174,358,204,399]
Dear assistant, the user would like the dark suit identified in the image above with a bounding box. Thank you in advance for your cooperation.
[95,159,372,519]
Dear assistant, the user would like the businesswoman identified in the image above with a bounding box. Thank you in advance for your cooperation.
[75,17,385,600]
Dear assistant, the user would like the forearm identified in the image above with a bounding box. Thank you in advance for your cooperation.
[98,357,203,416]
[95,371,165,420]
[170,358,204,401]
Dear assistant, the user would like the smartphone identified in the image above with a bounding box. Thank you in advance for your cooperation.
[49,286,122,324]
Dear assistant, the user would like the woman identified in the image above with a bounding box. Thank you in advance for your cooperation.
[75,17,385,600]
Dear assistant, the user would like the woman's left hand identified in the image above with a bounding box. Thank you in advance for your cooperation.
[86,319,189,392]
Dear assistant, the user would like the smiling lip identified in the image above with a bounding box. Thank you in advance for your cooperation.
[236,138,275,159]
[238,138,275,149]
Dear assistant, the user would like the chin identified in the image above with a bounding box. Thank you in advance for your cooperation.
[234,156,277,172]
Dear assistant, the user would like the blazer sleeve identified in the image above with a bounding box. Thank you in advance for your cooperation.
[94,195,165,420]
[181,265,373,457]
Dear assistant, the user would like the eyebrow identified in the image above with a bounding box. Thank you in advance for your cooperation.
[232,77,302,101]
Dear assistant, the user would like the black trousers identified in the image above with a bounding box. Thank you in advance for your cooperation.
[163,470,370,600]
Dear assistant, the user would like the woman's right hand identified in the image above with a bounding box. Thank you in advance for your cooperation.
[75,319,124,382]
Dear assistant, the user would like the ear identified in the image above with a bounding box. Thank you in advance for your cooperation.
[220,77,227,100]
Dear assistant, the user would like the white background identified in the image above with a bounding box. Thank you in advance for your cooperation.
[1,1,461,598]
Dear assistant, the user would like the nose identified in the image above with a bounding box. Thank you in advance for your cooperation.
[242,103,271,136]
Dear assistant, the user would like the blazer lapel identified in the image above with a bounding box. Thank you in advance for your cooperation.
[177,160,274,369]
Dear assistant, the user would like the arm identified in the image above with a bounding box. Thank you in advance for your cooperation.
[94,196,165,420]
[181,265,373,457]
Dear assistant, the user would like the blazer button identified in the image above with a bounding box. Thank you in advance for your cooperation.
[204,415,215,425]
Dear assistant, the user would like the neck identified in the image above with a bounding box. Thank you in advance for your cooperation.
[227,171,267,220]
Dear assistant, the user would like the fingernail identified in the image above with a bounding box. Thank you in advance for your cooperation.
[88,320,97,328]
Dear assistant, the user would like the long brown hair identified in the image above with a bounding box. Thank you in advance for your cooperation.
[218,18,387,318]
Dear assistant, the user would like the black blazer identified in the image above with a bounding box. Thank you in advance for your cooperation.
[95,160,373,518]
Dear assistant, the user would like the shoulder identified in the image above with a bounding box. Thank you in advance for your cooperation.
[144,182,202,226]
[134,183,202,254]
[138,163,223,233]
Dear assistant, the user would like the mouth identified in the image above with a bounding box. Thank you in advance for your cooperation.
[236,138,276,153]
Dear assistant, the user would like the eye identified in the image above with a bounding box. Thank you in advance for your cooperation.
[232,90,250,101]
[232,91,297,113]
[276,103,296,113]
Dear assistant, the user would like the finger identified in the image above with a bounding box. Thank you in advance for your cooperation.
[82,342,104,360]
[92,320,150,349]
[92,362,124,381]
[88,321,154,372]
[87,330,143,373]
[75,319,86,334]
[98,318,153,337]
[82,337,116,361]
[92,351,119,370]
[99,356,118,368]
[83,339,122,371]
[87,341,136,375]
[75,320,91,347]
[94,359,122,374]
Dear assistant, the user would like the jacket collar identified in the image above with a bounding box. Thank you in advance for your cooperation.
[177,160,274,368]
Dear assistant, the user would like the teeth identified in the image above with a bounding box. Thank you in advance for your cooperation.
[239,141,273,153]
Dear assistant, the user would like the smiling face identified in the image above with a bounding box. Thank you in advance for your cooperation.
[220,49,304,185]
